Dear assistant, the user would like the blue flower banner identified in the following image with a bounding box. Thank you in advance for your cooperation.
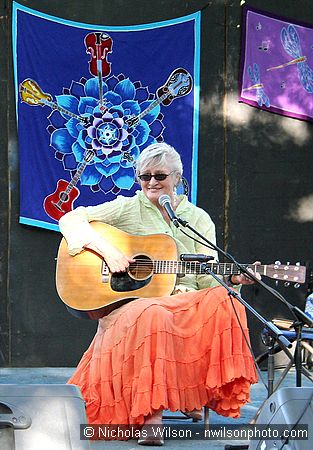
[12,2,200,231]
[239,6,313,122]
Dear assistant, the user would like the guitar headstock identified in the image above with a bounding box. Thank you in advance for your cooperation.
[267,261,306,286]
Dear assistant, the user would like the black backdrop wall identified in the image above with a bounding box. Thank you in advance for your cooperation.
[1,0,312,367]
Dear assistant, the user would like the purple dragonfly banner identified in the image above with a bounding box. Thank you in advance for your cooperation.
[239,6,313,121]
[12,2,200,231]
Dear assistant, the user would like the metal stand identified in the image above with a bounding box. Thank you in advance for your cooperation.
[260,320,313,396]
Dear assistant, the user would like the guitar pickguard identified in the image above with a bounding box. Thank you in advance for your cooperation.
[110,271,151,292]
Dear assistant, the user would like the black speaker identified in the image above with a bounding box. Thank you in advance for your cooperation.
[249,387,313,450]
[0,384,90,450]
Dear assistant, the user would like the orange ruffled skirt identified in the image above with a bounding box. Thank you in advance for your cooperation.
[68,286,257,427]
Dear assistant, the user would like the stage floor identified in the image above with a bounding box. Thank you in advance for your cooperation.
[0,366,312,449]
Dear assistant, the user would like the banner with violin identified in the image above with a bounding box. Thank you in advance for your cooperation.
[239,6,313,122]
[12,3,200,231]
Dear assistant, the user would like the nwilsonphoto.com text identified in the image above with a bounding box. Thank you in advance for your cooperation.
[80,424,308,441]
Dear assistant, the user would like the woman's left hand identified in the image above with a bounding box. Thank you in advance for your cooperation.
[230,261,262,286]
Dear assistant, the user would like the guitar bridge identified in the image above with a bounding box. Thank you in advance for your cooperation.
[101,261,110,283]
[52,202,66,212]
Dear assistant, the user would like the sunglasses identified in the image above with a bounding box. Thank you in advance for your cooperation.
[138,171,174,182]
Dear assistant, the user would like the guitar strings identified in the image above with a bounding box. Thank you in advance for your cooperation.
[126,260,241,275]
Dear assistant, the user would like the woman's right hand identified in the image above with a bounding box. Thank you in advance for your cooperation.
[85,238,135,273]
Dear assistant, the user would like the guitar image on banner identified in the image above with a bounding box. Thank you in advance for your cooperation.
[125,67,193,128]
[43,150,95,221]
[19,78,89,125]
[56,223,307,319]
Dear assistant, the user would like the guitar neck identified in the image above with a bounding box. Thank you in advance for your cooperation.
[96,59,104,109]
[126,91,168,126]
[63,151,95,194]
[150,261,259,276]
[66,162,88,192]
[44,99,88,124]
[138,92,168,121]
[149,261,304,283]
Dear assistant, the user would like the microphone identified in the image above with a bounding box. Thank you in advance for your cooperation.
[158,194,179,228]
[180,254,215,262]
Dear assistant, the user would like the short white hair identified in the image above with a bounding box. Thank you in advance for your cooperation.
[135,142,183,177]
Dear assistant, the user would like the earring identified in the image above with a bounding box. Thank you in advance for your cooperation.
[175,177,189,197]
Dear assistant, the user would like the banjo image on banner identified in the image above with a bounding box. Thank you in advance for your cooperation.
[12,2,200,231]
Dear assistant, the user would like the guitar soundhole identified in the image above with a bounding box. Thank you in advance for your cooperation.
[128,255,153,281]
[60,192,69,202]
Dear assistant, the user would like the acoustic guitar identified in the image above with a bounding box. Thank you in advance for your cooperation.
[56,222,306,319]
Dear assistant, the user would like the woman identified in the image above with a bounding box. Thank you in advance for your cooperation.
[59,142,258,445]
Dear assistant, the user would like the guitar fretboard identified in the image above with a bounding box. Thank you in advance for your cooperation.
[137,261,256,276]
[46,100,88,125]
[125,91,168,127]
[102,260,264,277]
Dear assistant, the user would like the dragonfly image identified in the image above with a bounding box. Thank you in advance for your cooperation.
[243,63,270,107]
[267,24,313,93]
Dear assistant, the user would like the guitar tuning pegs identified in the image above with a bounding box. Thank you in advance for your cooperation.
[284,281,290,287]
[286,261,290,265]
[294,283,301,289]
[275,280,279,286]
[296,262,301,266]
[275,260,281,266]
